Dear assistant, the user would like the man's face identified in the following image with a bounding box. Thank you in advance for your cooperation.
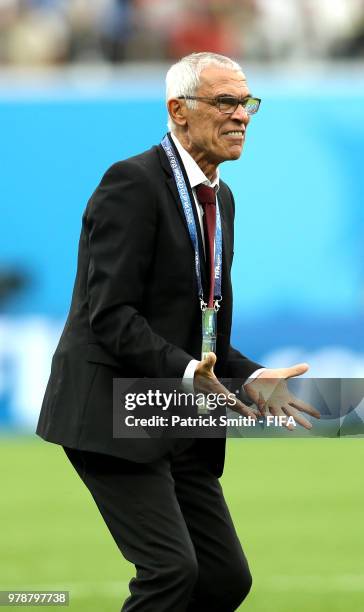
[184,66,251,167]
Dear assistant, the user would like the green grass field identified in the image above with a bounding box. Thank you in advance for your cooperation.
[1,436,364,611]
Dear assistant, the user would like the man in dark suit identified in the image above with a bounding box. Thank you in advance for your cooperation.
[37,52,319,611]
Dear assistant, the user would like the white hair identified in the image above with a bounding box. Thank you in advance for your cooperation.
[166,52,243,132]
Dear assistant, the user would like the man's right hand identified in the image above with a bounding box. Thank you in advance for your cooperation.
[194,352,258,420]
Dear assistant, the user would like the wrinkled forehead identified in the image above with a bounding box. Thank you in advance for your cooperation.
[197,66,249,96]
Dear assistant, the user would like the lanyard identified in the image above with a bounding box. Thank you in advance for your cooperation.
[161,134,223,311]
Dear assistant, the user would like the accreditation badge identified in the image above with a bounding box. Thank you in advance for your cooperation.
[199,308,217,415]
[201,307,217,360]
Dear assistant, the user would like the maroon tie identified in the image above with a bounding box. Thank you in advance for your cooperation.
[195,184,216,308]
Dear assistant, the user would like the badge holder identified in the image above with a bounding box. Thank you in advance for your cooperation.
[198,300,220,415]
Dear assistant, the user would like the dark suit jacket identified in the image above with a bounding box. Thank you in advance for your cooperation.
[36,135,262,476]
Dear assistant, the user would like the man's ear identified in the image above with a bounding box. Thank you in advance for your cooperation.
[167,98,187,128]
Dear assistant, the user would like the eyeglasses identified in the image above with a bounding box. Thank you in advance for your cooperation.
[178,95,261,115]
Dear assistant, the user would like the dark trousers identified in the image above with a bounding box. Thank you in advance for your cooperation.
[64,440,252,611]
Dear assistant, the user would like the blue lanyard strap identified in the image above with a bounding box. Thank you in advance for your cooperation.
[161,135,223,311]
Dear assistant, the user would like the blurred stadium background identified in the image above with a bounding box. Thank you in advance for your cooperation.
[1,1,364,611]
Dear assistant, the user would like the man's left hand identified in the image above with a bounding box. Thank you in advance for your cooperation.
[244,363,320,430]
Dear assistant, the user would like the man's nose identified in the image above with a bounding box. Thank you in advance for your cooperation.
[230,104,250,124]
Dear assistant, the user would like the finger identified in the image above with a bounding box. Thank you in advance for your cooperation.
[233,398,258,420]
[223,389,256,420]
[194,353,217,386]
[288,397,320,419]
[202,352,217,372]
[283,362,310,379]
[268,404,295,430]
[282,405,312,430]
[195,375,257,420]
[257,391,266,416]
[243,383,260,405]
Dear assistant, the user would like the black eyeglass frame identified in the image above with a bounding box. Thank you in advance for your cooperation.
[177,95,261,115]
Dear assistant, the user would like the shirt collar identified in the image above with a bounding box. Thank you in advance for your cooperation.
[170,133,220,192]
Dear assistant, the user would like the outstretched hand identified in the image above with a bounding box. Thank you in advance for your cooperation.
[244,363,320,430]
[194,352,257,420]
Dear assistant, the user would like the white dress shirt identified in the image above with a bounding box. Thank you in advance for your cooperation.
[170,134,265,387]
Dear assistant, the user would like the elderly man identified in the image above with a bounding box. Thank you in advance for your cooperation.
[37,52,319,611]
